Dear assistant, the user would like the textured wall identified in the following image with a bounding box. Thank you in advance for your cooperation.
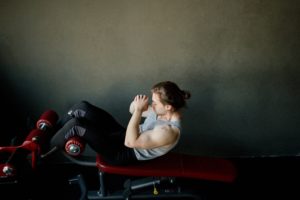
[1,0,299,157]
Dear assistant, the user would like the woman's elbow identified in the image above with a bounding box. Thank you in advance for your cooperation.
[124,141,134,148]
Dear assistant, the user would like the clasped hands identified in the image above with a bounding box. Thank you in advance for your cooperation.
[133,95,149,113]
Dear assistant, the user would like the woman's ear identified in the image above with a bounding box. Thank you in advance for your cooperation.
[165,104,174,111]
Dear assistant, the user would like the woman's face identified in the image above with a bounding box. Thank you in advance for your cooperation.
[151,92,168,115]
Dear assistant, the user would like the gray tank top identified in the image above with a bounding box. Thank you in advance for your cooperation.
[134,111,181,160]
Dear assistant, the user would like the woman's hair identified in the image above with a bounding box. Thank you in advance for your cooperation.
[151,81,191,111]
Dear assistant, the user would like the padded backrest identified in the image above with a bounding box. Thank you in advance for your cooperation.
[96,153,237,183]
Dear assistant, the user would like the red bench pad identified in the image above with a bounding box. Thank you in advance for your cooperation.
[96,153,237,183]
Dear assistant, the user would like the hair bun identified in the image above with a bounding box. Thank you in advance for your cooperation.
[182,90,191,100]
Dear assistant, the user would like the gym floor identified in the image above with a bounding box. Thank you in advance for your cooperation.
[1,154,299,200]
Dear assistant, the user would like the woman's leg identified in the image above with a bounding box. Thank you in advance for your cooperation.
[51,118,86,148]
[51,118,137,165]
[58,100,125,134]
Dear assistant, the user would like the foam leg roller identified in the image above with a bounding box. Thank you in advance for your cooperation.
[36,110,59,131]
[65,137,86,156]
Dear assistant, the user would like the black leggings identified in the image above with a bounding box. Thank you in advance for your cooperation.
[51,101,137,165]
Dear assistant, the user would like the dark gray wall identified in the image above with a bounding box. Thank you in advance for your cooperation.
[1,0,299,157]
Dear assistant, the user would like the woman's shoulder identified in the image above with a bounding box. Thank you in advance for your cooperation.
[154,122,180,134]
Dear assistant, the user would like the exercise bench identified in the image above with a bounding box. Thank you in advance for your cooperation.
[66,144,237,200]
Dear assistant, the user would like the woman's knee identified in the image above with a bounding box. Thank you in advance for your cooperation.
[68,101,93,118]
[71,100,92,110]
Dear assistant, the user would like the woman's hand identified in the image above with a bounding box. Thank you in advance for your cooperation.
[134,95,149,112]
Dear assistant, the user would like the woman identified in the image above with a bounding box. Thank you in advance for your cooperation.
[51,81,191,165]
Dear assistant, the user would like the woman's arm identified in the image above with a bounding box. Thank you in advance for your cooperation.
[125,95,149,147]
[125,124,179,149]
[125,95,179,149]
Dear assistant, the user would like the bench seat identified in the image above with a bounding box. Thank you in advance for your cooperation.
[96,153,237,183]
